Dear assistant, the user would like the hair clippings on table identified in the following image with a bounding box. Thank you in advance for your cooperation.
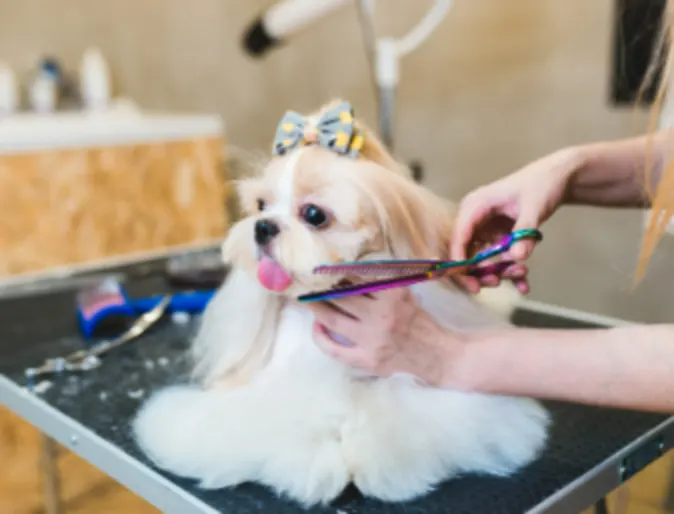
[24,295,172,388]
[297,228,543,303]
[272,101,365,158]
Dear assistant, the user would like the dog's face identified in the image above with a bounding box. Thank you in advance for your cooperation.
[223,147,378,296]
[223,115,454,297]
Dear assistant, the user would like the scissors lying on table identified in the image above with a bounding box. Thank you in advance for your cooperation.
[297,228,543,303]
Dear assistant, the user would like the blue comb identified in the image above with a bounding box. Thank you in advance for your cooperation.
[76,278,215,339]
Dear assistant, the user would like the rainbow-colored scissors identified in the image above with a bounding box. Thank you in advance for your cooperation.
[297,228,542,303]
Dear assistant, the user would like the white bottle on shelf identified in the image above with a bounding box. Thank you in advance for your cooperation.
[0,62,18,115]
[80,47,111,110]
[29,70,57,113]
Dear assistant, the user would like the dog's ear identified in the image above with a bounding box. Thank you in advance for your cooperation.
[383,174,454,260]
[235,177,265,217]
[353,120,407,176]
[357,164,455,261]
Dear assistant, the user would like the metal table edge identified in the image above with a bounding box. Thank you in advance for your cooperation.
[528,416,674,514]
[0,375,218,514]
[517,299,639,328]
[0,239,222,292]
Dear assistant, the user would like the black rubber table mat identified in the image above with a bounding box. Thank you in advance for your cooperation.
[0,270,670,514]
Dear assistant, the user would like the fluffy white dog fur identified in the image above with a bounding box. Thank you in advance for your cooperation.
[133,101,550,506]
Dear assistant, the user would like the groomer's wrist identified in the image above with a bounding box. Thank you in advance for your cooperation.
[439,329,519,394]
[554,145,592,205]
[562,138,648,207]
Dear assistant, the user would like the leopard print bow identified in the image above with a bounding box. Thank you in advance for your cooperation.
[271,101,365,158]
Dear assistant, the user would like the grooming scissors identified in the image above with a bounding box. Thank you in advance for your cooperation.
[297,228,542,303]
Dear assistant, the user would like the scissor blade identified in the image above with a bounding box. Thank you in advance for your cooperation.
[298,271,435,302]
[313,263,437,277]
[313,259,448,277]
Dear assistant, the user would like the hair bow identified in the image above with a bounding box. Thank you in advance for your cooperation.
[272,101,365,158]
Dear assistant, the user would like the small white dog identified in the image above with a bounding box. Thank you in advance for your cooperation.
[133,100,550,506]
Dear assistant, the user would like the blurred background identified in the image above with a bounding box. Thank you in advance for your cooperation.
[2,2,674,513]
[0,0,671,322]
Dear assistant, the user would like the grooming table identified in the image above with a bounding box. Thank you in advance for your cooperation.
[1,251,673,514]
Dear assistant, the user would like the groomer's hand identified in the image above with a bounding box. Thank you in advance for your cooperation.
[451,148,579,295]
[306,288,466,386]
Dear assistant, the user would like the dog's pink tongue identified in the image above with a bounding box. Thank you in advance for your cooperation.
[257,256,293,292]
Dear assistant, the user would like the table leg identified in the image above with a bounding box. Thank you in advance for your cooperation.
[39,433,62,514]
[663,453,674,512]
[613,483,629,514]
[594,497,608,514]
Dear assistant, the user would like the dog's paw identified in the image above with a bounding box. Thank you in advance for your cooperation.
[353,470,437,503]
[346,436,446,503]
[133,385,209,474]
[258,433,350,506]
[133,385,263,487]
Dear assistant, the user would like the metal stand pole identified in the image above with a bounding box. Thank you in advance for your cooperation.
[378,85,395,151]
[365,1,451,183]
[39,433,62,514]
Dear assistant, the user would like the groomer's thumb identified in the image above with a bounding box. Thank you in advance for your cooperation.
[509,207,541,262]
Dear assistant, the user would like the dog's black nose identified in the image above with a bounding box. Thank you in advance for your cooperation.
[254,219,280,246]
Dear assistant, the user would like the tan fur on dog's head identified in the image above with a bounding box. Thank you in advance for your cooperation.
[222,99,455,296]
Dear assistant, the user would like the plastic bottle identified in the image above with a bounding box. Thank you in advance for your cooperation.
[29,69,57,113]
[0,62,18,115]
[80,47,111,110]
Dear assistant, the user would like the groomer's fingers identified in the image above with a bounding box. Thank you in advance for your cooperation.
[321,293,376,320]
[501,263,528,279]
[481,275,501,287]
[508,206,541,261]
[451,195,502,294]
[508,239,536,262]
[313,323,352,354]
[306,301,361,337]
[312,321,364,368]
[514,279,530,294]
[451,200,495,261]
[475,263,528,290]
[452,274,480,295]
[485,263,527,283]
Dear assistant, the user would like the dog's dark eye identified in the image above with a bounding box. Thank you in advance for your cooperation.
[257,199,265,212]
[300,204,329,228]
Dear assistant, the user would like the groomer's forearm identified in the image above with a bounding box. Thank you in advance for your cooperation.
[565,129,673,207]
[450,324,674,412]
